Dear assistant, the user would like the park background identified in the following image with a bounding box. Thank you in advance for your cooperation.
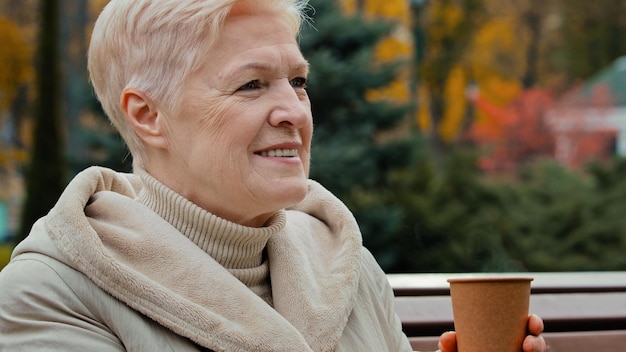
[1,0,626,273]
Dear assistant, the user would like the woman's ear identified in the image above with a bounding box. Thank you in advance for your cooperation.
[121,87,167,149]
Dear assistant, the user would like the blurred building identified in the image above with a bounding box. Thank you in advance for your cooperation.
[546,56,626,167]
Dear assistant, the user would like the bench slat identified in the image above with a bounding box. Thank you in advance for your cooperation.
[391,272,626,350]
[389,272,626,296]
[408,331,626,352]
[396,292,626,335]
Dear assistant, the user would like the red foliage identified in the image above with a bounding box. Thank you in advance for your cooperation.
[467,83,620,172]
[467,89,556,173]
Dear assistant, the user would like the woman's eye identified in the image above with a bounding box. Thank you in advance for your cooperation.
[290,77,307,89]
[238,80,261,91]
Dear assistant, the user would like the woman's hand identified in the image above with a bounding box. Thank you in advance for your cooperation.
[438,314,547,352]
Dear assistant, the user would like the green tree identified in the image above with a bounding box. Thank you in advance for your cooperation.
[507,159,626,271]
[301,0,411,193]
[555,0,626,83]
[299,0,416,266]
[379,148,524,273]
[18,0,66,243]
[387,154,626,273]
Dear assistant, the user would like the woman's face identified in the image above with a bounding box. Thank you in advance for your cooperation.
[158,12,312,227]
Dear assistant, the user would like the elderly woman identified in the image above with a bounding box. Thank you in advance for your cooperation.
[0,0,545,351]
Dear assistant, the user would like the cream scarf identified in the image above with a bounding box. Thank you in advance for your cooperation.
[43,166,362,352]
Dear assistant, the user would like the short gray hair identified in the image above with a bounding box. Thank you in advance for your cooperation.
[88,0,310,168]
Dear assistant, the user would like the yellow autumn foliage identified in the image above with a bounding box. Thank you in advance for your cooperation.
[375,35,412,62]
[417,3,528,142]
[88,0,109,15]
[0,244,12,270]
[417,64,472,143]
[438,65,468,143]
[479,75,522,107]
[468,18,526,81]
[415,88,430,134]
[366,78,411,103]
[341,0,411,25]
[364,0,411,25]
[0,15,32,111]
[466,17,524,131]
[339,0,414,106]
[424,1,464,42]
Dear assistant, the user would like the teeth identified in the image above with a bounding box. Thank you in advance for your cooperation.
[259,148,298,157]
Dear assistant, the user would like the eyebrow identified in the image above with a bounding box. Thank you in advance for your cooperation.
[227,60,310,77]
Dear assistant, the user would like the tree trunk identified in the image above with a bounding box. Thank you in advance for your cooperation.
[521,9,541,88]
[17,0,66,243]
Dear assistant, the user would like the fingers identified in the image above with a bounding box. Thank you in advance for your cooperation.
[523,314,547,351]
[523,335,547,352]
[438,331,457,352]
[439,315,546,352]
[528,314,545,335]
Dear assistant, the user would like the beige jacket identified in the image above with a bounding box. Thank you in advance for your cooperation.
[0,167,412,352]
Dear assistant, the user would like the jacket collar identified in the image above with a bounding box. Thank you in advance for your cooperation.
[41,166,362,351]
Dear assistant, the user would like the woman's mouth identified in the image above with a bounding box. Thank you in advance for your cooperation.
[257,148,298,157]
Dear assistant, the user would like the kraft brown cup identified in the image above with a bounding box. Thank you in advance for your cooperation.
[447,277,533,352]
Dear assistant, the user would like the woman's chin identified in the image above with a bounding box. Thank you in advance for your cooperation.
[268,180,309,208]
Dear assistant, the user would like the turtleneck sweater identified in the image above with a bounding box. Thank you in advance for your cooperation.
[136,172,280,305]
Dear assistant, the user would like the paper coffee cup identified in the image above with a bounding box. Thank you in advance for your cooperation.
[448,277,533,352]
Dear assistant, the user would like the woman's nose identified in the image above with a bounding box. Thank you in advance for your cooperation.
[268,80,311,129]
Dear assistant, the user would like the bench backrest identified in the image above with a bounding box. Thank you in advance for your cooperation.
[389,272,626,352]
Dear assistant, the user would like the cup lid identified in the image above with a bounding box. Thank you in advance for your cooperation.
[447,277,534,283]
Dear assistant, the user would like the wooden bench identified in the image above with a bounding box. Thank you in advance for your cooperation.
[388,272,626,352]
